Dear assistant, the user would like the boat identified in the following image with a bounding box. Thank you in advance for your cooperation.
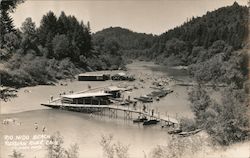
[111,73,135,81]
[134,96,153,103]
[150,86,164,90]
[168,129,182,134]
[147,89,173,99]
[143,119,159,125]
[133,116,148,123]
[178,129,202,137]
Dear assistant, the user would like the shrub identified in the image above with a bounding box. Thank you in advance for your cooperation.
[179,118,198,132]
[188,86,249,145]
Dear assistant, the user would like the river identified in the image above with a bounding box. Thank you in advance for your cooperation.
[0,61,193,158]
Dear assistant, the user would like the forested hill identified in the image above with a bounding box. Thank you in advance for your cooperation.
[93,27,155,50]
[92,27,156,59]
[151,2,248,65]
[93,2,248,65]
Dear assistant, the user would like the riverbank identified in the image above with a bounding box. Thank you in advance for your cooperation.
[1,61,249,158]
[1,61,192,116]
[1,61,192,158]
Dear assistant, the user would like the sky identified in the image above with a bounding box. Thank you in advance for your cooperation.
[11,0,248,35]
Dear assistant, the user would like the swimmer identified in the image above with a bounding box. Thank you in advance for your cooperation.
[42,126,46,132]
[34,123,38,130]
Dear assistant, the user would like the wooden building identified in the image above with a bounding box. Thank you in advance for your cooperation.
[61,92,112,105]
[104,86,125,98]
[78,73,110,81]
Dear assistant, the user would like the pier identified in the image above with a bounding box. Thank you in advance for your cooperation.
[41,100,179,127]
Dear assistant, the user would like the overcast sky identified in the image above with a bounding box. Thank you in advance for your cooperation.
[12,0,248,35]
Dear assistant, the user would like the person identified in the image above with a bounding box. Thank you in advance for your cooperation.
[89,112,93,118]
[128,95,130,101]
[143,104,146,112]
[133,102,137,110]
[152,109,154,116]
[34,123,38,130]
[42,126,46,132]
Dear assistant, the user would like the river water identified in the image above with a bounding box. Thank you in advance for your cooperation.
[0,61,193,158]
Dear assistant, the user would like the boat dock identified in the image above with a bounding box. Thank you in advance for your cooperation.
[41,100,179,126]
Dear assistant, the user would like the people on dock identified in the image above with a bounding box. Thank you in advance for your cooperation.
[133,101,137,110]
[151,109,154,116]
[143,104,146,112]
[127,95,130,101]
[50,96,53,101]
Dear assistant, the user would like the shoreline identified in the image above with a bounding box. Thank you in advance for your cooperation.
[1,61,189,115]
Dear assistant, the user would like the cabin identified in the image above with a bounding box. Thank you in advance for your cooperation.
[78,73,110,81]
[61,92,112,105]
[104,86,125,98]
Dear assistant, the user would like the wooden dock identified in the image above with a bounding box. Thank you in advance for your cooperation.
[41,100,179,126]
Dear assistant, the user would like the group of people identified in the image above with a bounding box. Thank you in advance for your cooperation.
[132,103,155,116]
[34,122,46,132]
[2,118,21,125]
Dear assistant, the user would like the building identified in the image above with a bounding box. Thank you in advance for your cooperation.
[78,73,110,81]
[61,92,112,105]
[104,86,125,98]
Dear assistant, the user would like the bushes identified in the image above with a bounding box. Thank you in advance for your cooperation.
[46,131,79,158]
[179,118,198,132]
[0,69,33,87]
[1,53,80,88]
[150,134,207,158]
[188,86,249,145]
[100,134,129,158]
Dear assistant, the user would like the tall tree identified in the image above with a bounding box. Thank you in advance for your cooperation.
[38,11,58,46]
[21,17,36,35]
[0,0,24,47]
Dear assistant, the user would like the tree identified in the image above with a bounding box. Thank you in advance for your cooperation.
[38,11,58,46]
[46,131,79,158]
[46,132,66,158]
[0,0,24,47]
[188,85,249,145]
[100,134,129,158]
[21,17,36,35]
[0,87,17,102]
[8,150,24,158]
[188,86,212,126]
[65,144,79,158]
[0,11,15,47]
[0,0,24,12]
[52,34,70,60]
[56,11,68,35]
[2,32,19,53]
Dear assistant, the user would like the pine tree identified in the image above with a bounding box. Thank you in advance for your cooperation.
[0,0,24,48]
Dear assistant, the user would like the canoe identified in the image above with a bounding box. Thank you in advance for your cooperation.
[134,96,153,103]
[168,129,182,134]
[143,119,159,125]
[133,117,148,123]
